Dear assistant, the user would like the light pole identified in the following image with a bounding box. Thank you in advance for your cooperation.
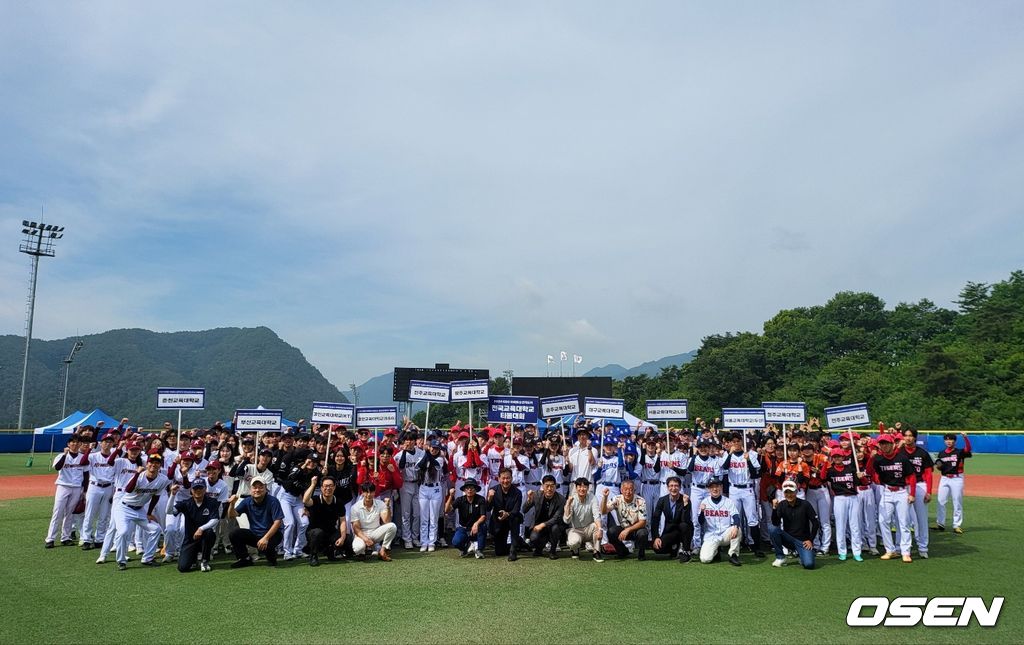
[61,340,85,419]
[17,219,64,431]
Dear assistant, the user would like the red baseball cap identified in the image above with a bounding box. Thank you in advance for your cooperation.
[126,441,141,450]
[877,434,895,443]
[206,460,222,471]
[190,439,204,449]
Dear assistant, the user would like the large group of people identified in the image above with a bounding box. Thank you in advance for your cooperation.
[43,415,973,572]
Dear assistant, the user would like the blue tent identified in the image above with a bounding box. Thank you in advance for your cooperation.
[34,410,87,435]
[67,409,121,432]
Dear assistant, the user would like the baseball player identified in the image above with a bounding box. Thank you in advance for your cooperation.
[397,432,424,548]
[566,428,598,487]
[900,428,934,558]
[854,444,879,555]
[80,432,117,550]
[279,451,317,559]
[417,439,448,552]
[45,434,89,548]
[162,451,202,562]
[722,433,764,557]
[866,434,917,562]
[113,453,170,570]
[696,477,742,566]
[94,440,145,564]
[687,439,723,550]
[638,437,663,516]
[823,448,866,561]
[934,432,972,534]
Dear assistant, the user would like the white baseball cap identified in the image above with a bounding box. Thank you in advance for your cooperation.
[781,481,798,492]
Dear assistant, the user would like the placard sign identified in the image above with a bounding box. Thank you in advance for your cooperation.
[450,379,489,402]
[762,401,807,424]
[355,406,399,428]
[487,396,539,424]
[408,380,451,403]
[824,403,870,430]
[310,402,355,425]
[157,388,205,410]
[646,399,688,421]
[583,397,625,419]
[540,394,581,418]
[722,407,767,429]
[234,408,282,432]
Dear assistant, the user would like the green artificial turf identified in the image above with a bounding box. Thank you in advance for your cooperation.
[0,496,1020,644]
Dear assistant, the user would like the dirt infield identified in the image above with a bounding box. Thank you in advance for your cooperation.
[2,473,1021,501]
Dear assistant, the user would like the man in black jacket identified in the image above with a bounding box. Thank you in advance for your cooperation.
[650,477,694,562]
[169,478,219,573]
[523,475,565,559]
[487,468,526,561]
[769,480,820,570]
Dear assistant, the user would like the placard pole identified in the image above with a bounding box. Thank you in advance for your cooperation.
[177,408,183,449]
[849,429,860,473]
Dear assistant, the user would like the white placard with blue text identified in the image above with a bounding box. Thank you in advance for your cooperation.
[234,408,282,432]
[450,379,489,402]
[355,406,398,428]
[584,397,625,419]
[540,395,581,418]
[761,401,807,424]
[310,402,355,425]
[646,399,688,421]
[824,403,871,430]
[722,407,767,429]
[157,387,205,410]
[408,380,451,403]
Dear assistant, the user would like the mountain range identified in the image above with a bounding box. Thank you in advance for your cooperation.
[0,327,348,428]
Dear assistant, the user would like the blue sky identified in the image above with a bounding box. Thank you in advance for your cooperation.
[1,2,1022,388]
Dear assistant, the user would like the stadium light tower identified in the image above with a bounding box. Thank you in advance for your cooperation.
[17,219,65,430]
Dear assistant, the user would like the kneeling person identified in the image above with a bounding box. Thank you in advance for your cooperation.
[228,479,284,568]
[523,475,566,559]
[170,478,219,572]
[351,482,397,561]
[697,477,742,566]
[601,479,648,560]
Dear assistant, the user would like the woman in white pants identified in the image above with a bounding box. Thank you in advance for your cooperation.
[824,449,865,561]
[417,441,448,552]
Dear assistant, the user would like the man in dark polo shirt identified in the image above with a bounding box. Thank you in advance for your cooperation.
[169,477,220,573]
[445,478,487,558]
[303,474,353,566]
[523,475,566,559]
[769,480,820,570]
[228,478,284,568]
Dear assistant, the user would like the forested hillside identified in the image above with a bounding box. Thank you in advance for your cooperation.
[0,327,348,428]
[614,271,1024,428]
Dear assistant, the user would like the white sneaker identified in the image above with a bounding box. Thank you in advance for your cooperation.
[162,553,175,563]
[474,551,484,559]
[404,540,413,549]
[428,545,435,552]
[128,545,137,553]
[439,539,447,547]
[467,542,478,554]
[95,556,106,564]
[772,558,786,567]
[200,560,211,572]
[420,545,428,553]
[919,552,929,559]
[283,553,297,561]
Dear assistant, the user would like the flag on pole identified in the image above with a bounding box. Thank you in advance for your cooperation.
[573,354,582,364]
[560,351,568,361]
[546,355,554,364]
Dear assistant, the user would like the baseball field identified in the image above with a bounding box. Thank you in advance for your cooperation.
[1,454,1020,644]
